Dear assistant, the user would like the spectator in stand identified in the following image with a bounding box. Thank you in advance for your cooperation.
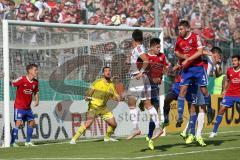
[103,9,112,26]
[190,12,203,35]
[58,4,70,23]
[35,0,51,20]
[126,11,137,26]
[89,8,101,24]
[4,1,16,20]
[0,0,10,19]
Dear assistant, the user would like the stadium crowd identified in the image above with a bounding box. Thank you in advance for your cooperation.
[0,0,239,57]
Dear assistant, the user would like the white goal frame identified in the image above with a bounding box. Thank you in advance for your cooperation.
[2,20,164,147]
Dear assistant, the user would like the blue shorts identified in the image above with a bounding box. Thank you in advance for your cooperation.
[180,66,208,87]
[221,96,240,108]
[151,83,160,110]
[14,109,34,122]
[171,82,197,103]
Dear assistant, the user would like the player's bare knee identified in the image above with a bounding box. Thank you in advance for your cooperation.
[28,120,35,127]
[219,107,227,115]
[15,120,22,127]
[200,87,208,96]
[84,119,94,128]
[111,122,117,129]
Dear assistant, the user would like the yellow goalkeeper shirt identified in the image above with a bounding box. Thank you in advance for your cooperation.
[89,78,118,108]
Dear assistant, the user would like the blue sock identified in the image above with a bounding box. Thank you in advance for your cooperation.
[177,96,185,121]
[204,94,212,113]
[11,127,19,144]
[148,120,155,139]
[26,126,33,142]
[189,113,197,135]
[213,115,223,133]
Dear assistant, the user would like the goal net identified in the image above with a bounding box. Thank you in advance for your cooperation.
[0,20,163,147]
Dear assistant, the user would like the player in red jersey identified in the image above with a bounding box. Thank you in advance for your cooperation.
[174,20,213,128]
[10,64,39,147]
[209,55,240,138]
[144,38,168,150]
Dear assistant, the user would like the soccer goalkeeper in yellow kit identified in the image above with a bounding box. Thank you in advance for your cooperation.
[70,66,121,144]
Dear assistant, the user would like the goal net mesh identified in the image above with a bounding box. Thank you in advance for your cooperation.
[0,23,162,145]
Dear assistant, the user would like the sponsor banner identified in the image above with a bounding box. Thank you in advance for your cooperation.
[165,95,240,133]
[0,100,150,142]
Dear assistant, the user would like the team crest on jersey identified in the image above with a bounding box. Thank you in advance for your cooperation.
[189,39,193,44]
[33,85,36,89]
[24,84,27,87]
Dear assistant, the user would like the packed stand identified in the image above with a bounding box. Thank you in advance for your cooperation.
[160,0,240,59]
[0,0,239,58]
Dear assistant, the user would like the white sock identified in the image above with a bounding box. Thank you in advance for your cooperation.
[182,120,189,134]
[129,107,139,130]
[148,107,160,128]
[196,112,205,137]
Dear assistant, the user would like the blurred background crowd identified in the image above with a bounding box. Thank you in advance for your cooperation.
[0,0,239,61]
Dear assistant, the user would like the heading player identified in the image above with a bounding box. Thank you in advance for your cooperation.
[174,20,214,128]
[10,64,39,147]
[144,37,168,150]
[126,29,162,141]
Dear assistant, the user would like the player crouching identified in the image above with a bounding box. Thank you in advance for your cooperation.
[70,67,121,144]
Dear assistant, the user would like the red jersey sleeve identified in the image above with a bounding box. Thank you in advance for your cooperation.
[11,76,23,87]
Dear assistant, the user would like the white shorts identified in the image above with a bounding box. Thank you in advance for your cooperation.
[126,74,151,100]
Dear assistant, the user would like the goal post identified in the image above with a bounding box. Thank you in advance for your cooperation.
[1,20,164,148]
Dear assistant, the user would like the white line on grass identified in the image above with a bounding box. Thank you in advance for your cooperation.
[10,146,240,160]
[34,130,240,147]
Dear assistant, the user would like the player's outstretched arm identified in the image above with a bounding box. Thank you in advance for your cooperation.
[175,51,188,60]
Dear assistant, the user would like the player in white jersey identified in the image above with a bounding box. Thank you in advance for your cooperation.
[126,29,162,140]
[182,47,222,146]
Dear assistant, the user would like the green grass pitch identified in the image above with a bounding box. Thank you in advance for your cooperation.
[0,126,240,160]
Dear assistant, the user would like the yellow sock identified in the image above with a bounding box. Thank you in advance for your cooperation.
[72,125,86,142]
[105,126,115,139]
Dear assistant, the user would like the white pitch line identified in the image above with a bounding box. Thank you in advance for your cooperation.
[34,130,240,147]
[11,146,240,160]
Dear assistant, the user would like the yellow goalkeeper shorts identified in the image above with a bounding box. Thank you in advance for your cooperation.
[88,105,114,121]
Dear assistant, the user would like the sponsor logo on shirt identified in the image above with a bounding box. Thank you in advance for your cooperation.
[24,89,33,94]
[232,78,240,83]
